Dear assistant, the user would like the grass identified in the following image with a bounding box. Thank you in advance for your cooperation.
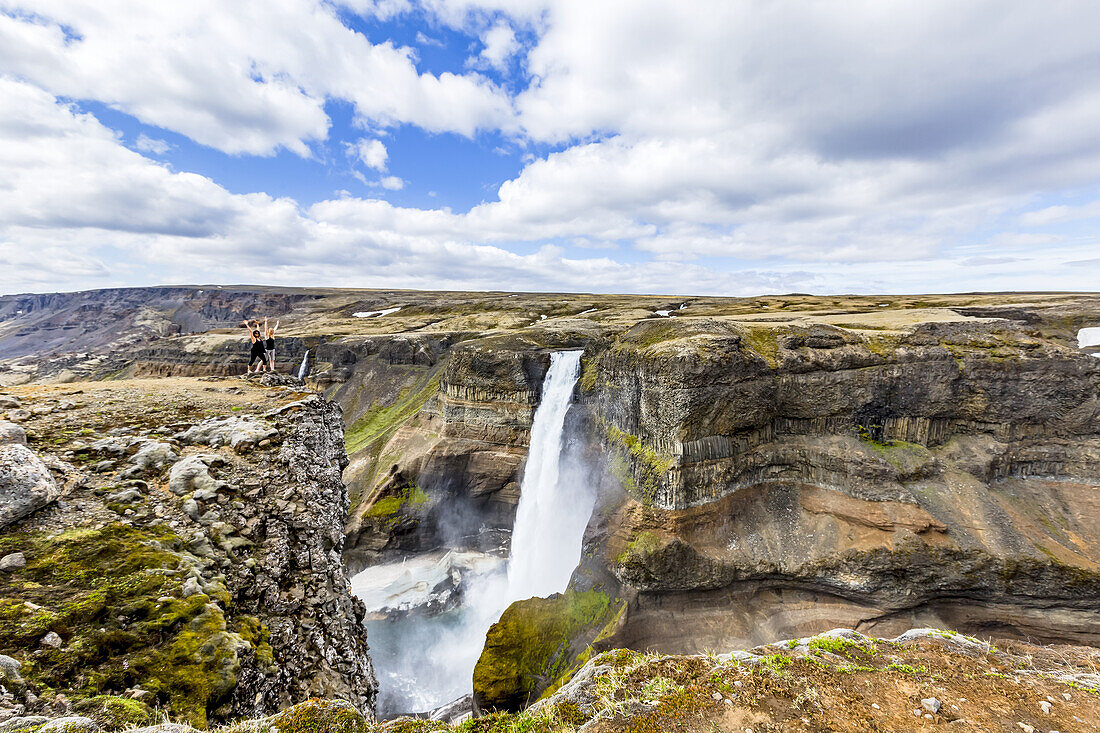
[345,372,441,456]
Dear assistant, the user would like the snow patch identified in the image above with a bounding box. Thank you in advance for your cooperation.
[353,307,402,318]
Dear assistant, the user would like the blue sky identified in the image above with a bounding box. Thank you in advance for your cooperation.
[2,1,1100,295]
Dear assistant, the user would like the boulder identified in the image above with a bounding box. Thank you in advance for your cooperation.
[0,445,60,529]
[124,442,178,475]
[0,716,49,733]
[0,396,20,409]
[105,488,142,504]
[176,416,276,452]
[0,654,22,683]
[0,552,26,572]
[38,718,100,733]
[40,632,62,649]
[0,422,26,446]
[168,455,228,496]
[6,410,30,423]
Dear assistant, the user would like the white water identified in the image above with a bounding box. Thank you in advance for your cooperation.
[505,350,590,601]
[351,349,594,717]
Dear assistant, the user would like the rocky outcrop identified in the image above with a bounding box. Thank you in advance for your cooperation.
[0,379,376,727]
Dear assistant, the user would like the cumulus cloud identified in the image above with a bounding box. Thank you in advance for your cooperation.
[0,0,514,155]
[351,139,390,171]
[477,22,519,70]
[134,134,173,155]
[4,1,1100,296]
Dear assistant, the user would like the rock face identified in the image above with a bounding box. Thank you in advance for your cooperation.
[225,395,377,716]
[340,337,555,570]
[0,379,376,727]
[0,445,59,528]
[471,305,1100,708]
[572,314,1100,648]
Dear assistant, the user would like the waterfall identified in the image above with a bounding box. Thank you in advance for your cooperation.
[505,349,589,602]
[297,349,310,380]
[350,349,593,717]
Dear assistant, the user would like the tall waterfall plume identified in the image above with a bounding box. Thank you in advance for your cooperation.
[505,349,591,602]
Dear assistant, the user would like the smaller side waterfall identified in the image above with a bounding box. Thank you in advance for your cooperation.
[297,349,310,379]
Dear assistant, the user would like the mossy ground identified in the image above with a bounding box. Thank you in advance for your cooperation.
[0,523,270,728]
[472,591,623,712]
[427,632,1100,733]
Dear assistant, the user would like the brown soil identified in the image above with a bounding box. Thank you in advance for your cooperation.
[592,635,1100,733]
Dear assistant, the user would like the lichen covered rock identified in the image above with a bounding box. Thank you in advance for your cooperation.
[472,590,625,713]
[0,445,59,529]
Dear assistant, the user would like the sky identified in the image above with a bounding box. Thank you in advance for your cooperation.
[2,1,1100,297]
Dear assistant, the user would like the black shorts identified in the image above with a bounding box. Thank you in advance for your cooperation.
[249,348,266,366]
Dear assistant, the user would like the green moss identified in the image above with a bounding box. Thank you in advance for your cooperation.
[756,653,794,674]
[619,321,679,351]
[854,428,931,472]
[0,524,264,728]
[345,372,441,456]
[887,662,929,675]
[578,357,597,392]
[75,695,155,730]
[264,699,369,733]
[740,326,780,368]
[616,532,661,564]
[603,423,674,506]
[378,719,451,733]
[365,496,405,518]
[364,486,432,524]
[455,710,559,733]
[473,590,621,712]
[807,636,872,660]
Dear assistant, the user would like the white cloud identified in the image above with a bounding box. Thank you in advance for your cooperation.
[0,1,514,155]
[477,22,519,70]
[1020,200,1100,226]
[5,2,1100,297]
[351,138,389,171]
[134,134,172,155]
[415,31,445,48]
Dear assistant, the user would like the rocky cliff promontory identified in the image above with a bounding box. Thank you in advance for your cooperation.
[0,377,375,728]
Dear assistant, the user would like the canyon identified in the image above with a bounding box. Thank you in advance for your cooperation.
[1,285,1099,730]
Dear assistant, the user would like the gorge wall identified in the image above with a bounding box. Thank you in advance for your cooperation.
[4,286,1100,717]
